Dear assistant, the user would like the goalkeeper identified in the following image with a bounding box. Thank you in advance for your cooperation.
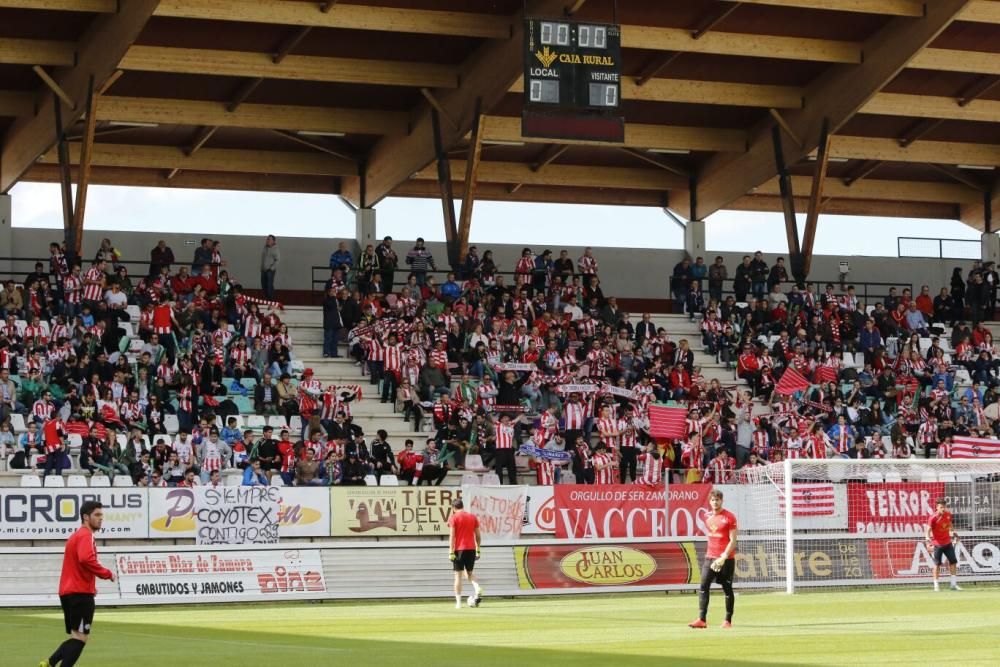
[447,498,483,609]
[690,488,738,629]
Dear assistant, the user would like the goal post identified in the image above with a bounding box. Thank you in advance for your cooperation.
[737,459,1000,593]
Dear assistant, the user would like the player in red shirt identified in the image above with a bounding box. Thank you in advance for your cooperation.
[448,498,483,609]
[689,488,738,629]
[925,497,961,592]
[40,500,115,667]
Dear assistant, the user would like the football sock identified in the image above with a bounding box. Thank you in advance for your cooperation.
[950,575,957,585]
[61,639,86,667]
[697,590,709,621]
[472,581,481,596]
[723,585,735,621]
[49,639,72,665]
[455,594,462,605]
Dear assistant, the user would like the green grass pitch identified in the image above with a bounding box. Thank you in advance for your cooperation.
[5,587,998,666]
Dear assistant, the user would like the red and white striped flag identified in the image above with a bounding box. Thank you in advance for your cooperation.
[813,366,838,385]
[775,366,810,396]
[648,404,687,439]
[952,436,1000,459]
[778,483,836,516]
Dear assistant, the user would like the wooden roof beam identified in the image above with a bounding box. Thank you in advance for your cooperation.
[120,46,458,88]
[154,0,511,39]
[691,0,971,221]
[414,160,687,191]
[22,164,341,195]
[828,135,1000,167]
[95,97,408,136]
[862,92,1000,122]
[36,142,357,177]
[756,174,982,204]
[0,1,116,10]
[0,38,76,67]
[5,0,999,29]
[0,0,161,193]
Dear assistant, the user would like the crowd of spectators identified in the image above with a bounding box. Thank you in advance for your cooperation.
[3,234,1000,490]
[0,235,366,488]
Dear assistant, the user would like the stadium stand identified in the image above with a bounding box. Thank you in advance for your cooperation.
[2,237,1000,492]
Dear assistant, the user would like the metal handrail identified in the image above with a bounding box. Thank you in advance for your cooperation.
[897,236,980,260]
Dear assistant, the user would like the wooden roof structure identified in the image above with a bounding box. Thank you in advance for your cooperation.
[1,0,998,251]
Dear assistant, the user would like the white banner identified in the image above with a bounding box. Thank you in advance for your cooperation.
[493,363,536,372]
[522,485,555,535]
[462,485,529,541]
[194,487,281,545]
[148,487,331,539]
[557,383,599,394]
[116,548,326,602]
[0,488,148,539]
[605,385,636,400]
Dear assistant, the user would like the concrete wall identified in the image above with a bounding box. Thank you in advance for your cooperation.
[8,226,971,301]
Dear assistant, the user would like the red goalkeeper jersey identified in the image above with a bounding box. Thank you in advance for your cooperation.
[927,511,954,547]
[59,525,113,596]
[448,510,479,552]
[705,509,738,560]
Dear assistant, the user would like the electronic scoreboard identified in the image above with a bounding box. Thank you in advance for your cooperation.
[522,17,624,142]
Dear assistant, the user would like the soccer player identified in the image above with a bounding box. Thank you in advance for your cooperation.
[40,500,115,667]
[925,497,962,592]
[448,498,483,609]
[689,488,737,629]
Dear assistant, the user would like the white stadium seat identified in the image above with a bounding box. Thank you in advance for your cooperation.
[379,475,399,486]
[113,476,135,487]
[66,475,89,488]
[44,475,65,487]
[10,413,27,433]
[164,414,179,434]
[21,475,42,487]
[89,475,111,487]
[269,475,285,487]
[364,475,378,486]
[245,415,267,429]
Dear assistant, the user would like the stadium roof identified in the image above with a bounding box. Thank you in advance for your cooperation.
[0,0,998,234]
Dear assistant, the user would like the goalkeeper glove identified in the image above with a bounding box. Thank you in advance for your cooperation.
[449,552,457,562]
[710,557,726,572]
[475,549,481,560]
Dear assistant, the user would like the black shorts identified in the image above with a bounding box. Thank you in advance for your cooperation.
[453,550,477,573]
[60,594,95,635]
[700,558,736,588]
[933,544,958,566]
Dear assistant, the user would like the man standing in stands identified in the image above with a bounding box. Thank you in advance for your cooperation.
[39,500,115,667]
[375,236,398,294]
[260,234,280,300]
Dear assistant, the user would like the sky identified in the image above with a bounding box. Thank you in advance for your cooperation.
[8,181,983,258]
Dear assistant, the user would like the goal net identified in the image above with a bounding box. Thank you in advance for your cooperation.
[737,459,1000,592]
